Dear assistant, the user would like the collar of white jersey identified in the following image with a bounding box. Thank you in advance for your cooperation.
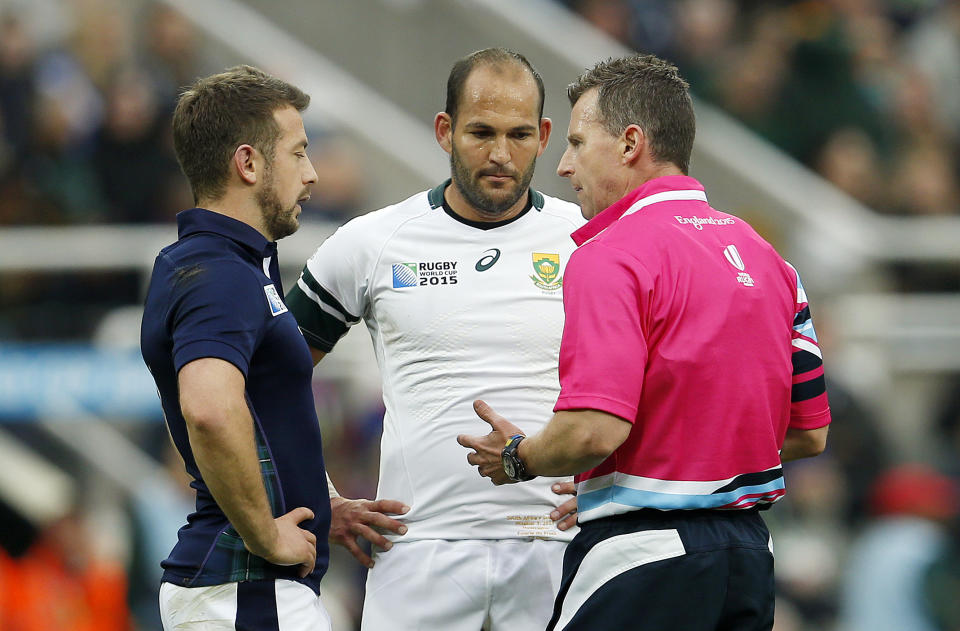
[428,179,545,211]
[572,175,708,247]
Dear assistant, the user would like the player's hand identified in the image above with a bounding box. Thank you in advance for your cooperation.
[251,506,318,578]
[329,496,410,569]
[550,481,578,531]
[457,399,524,485]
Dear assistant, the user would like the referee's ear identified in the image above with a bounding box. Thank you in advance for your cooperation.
[621,124,645,166]
[435,112,453,155]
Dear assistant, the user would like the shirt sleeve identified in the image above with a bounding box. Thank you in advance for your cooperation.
[787,264,832,430]
[553,243,651,422]
[169,259,268,376]
[285,220,368,352]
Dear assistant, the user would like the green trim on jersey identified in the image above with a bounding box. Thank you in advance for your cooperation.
[285,272,349,353]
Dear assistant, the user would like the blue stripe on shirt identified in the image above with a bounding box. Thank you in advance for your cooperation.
[578,478,786,513]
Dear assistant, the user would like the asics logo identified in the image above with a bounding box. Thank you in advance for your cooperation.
[475,248,501,272]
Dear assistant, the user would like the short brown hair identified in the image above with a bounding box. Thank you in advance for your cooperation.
[172,65,310,203]
[568,54,695,174]
[445,48,545,125]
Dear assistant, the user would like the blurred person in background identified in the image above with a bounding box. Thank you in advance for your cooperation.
[0,12,36,170]
[22,92,105,223]
[140,65,332,630]
[814,126,886,210]
[769,457,850,629]
[888,140,960,216]
[285,48,584,630]
[838,464,960,631]
[298,129,366,225]
[905,0,960,144]
[460,53,831,631]
[92,66,182,223]
[141,5,203,107]
[669,0,738,98]
[0,507,129,631]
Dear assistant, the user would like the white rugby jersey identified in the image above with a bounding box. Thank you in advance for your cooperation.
[286,181,584,541]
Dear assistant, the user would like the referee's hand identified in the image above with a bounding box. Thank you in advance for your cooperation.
[329,497,409,569]
[457,399,523,485]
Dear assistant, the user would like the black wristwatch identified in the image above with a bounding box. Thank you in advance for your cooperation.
[502,434,535,482]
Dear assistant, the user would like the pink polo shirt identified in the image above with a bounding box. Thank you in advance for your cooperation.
[555,176,831,522]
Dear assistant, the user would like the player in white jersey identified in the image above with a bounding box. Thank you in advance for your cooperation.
[285,49,584,630]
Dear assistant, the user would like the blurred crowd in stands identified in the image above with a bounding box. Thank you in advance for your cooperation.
[2,0,960,630]
[563,0,960,218]
[0,2,196,226]
[0,0,364,342]
[0,0,365,227]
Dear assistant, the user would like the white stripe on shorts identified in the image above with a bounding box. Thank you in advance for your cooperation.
[555,529,686,630]
[159,580,330,631]
[276,580,331,630]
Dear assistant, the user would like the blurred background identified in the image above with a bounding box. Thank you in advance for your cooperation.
[1,0,960,629]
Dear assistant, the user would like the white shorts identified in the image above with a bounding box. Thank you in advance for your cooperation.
[361,539,566,631]
[159,579,331,631]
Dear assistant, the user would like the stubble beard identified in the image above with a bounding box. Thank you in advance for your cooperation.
[450,143,536,220]
[256,162,300,241]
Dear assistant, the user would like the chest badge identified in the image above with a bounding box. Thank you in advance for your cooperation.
[531,252,563,291]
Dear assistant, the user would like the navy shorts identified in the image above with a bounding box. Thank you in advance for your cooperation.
[546,508,774,631]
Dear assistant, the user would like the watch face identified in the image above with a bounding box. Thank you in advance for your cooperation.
[502,456,517,479]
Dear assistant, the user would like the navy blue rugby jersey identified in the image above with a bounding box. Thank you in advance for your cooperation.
[140,208,330,593]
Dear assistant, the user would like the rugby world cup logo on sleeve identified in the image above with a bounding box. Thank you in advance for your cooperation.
[263,284,288,316]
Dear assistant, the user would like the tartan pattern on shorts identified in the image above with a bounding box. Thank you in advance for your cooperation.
[206,425,282,582]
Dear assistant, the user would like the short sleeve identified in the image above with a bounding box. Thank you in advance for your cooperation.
[286,220,369,352]
[553,243,652,422]
[169,259,269,375]
[787,263,831,430]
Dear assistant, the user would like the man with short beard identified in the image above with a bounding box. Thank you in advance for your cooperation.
[140,65,334,630]
[285,49,584,630]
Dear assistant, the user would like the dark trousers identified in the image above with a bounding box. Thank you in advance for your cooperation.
[546,508,774,631]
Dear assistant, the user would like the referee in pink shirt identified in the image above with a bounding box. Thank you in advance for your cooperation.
[458,54,831,631]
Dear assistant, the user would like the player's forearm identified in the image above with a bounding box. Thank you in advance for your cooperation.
[185,403,279,558]
[780,425,829,462]
[520,409,631,476]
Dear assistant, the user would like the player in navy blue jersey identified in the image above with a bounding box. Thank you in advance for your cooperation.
[140,65,333,630]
